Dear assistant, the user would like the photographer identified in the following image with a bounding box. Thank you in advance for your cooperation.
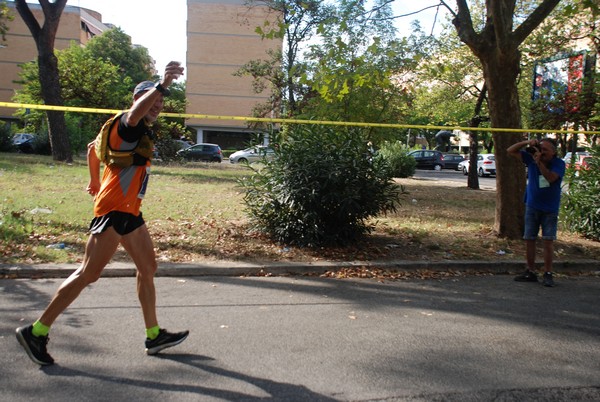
[507,138,565,287]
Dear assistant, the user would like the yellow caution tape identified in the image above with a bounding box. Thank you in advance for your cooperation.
[1,101,598,135]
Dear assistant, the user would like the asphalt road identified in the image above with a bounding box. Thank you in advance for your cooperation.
[412,168,497,190]
[3,275,599,401]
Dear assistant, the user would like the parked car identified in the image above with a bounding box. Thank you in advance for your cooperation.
[460,154,496,177]
[12,133,35,153]
[229,145,275,164]
[442,153,466,170]
[563,151,589,166]
[176,143,223,162]
[407,150,445,170]
[174,139,193,151]
[564,152,590,169]
[573,155,593,175]
[12,133,34,146]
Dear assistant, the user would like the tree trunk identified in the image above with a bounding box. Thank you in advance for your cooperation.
[467,131,479,188]
[15,0,71,162]
[38,51,70,162]
[481,51,525,238]
[466,84,488,189]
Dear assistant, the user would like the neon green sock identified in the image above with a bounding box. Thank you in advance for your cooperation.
[146,325,160,340]
[32,320,50,337]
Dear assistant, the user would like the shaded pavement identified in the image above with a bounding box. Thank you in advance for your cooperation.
[2,259,600,401]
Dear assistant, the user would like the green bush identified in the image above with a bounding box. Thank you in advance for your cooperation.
[152,119,193,162]
[65,113,100,155]
[562,147,600,240]
[31,132,52,155]
[154,137,183,162]
[0,122,14,152]
[376,141,416,178]
[240,124,406,247]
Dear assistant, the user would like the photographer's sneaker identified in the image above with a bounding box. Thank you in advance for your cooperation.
[514,269,538,283]
[145,328,189,355]
[542,272,555,287]
[15,325,54,366]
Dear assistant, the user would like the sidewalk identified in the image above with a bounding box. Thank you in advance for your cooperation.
[2,258,598,278]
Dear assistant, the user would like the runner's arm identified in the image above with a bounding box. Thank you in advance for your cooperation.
[87,141,101,196]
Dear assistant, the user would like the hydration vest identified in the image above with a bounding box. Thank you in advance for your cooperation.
[94,113,154,168]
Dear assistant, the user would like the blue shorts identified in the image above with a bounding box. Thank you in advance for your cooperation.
[523,206,558,241]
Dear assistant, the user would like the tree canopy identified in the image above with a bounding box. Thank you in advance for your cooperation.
[13,28,187,154]
[85,27,154,89]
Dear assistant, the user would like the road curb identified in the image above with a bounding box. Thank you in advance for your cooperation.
[1,259,598,279]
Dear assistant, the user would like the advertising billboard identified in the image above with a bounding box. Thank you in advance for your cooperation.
[532,51,591,114]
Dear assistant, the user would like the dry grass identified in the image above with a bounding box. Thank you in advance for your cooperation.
[1,153,599,265]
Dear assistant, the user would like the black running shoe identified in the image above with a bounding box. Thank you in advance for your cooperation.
[514,269,538,282]
[145,329,189,355]
[542,272,555,287]
[15,325,54,366]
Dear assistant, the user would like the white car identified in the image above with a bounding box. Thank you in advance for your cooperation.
[12,133,34,146]
[229,145,275,164]
[460,154,496,177]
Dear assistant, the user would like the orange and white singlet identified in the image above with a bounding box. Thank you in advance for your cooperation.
[93,115,152,217]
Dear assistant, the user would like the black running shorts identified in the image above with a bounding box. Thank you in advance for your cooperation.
[89,211,145,236]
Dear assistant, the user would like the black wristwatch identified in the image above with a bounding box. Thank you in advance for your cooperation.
[154,82,169,96]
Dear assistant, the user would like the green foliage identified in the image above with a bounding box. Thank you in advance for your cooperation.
[13,43,133,112]
[234,48,287,125]
[300,0,421,139]
[85,27,154,87]
[13,40,135,151]
[152,81,192,160]
[58,44,132,109]
[153,120,191,161]
[0,121,13,152]
[64,114,92,155]
[376,141,416,178]
[12,28,183,154]
[562,148,600,240]
[408,21,489,134]
[240,0,334,119]
[240,124,406,247]
[160,80,190,134]
[34,135,51,154]
[0,0,13,43]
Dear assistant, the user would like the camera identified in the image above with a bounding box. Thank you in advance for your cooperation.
[525,145,540,154]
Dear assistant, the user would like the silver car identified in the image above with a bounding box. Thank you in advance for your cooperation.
[12,133,34,146]
[229,145,275,164]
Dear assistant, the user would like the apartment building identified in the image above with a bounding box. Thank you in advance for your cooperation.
[186,0,281,148]
[0,2,111,120]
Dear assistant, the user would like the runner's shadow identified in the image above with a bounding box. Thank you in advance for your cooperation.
[157,353,338,401]
[41,353,337,401]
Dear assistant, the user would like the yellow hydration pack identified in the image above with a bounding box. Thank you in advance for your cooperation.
[94,113,154,168]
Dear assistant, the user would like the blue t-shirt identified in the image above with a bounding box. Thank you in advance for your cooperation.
[521,151,565,213]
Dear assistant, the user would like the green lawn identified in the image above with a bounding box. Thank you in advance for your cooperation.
[2,153,599,265]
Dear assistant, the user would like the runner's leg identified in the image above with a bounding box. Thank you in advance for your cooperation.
[38,228,121,326]
[120,224,158,329]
